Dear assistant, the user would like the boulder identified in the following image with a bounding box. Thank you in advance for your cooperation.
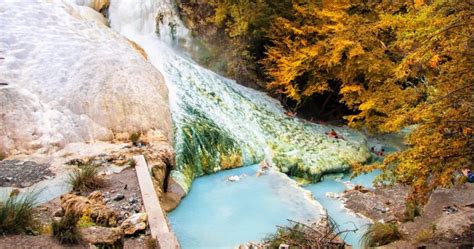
[435,209,473,239]
[120,213,148,235]
[79,226,123,245]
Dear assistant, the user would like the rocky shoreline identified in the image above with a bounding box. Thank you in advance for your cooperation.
[341,184,474,248]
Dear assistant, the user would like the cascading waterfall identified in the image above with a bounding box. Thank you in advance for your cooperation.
[108,0,370,194]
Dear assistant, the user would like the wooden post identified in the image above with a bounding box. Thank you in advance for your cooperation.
[134,155,180,249]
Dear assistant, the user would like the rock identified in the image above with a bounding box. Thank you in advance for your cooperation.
[119,211,130,220]
[53,208,64,217]
[20,181,33,188]
[79,226,123,245]
[67,159,87,166]
[52,217,62,223]
[120,213,148,235]
[37,206,49,212]
[326,192,342,199]
[113,194,125,201]
[128,197,138,204]
[132,204,141,213]
[122,203,130,211]
[227,175,240,182]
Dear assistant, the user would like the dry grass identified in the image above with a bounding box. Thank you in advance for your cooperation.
[414,225,436,243]
[263,217,353,248]
[361,222,402,247]
[145,237,157,249]
[68,165,108,193]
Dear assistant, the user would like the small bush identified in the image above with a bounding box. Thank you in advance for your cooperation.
[145,237,157,249]
[128,159,136,168]
[264,225,307,248]
[0,191,38,234]
[68,165,107,193]
[129,132,141,146]
[52,213,81,244]
[77,214,95,229]
[263,218,352,248]
[404,201,421,221]
[414,225,436,243]
[361,222,402,247]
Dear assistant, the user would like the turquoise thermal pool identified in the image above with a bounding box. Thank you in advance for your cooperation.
[168,164,382,248]
[168,165,323,248]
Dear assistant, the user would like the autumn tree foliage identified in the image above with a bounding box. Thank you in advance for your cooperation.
[177,0,295,87]
[261,0,474,201]
[177,0,473,200]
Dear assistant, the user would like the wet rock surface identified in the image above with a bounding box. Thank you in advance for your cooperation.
[0,160,54,187]
[343,185,409,223]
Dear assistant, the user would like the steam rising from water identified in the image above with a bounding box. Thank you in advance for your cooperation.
[108,0,370,193]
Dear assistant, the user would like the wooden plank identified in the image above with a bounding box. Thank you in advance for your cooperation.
[134,155,180,249]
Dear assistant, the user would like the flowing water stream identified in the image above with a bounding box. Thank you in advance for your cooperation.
[108,0,370,194]
[105,0,380,247]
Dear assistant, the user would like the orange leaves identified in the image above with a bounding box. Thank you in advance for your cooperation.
[260,0,473,202]
[462,127,472,136]
[428,54,440,68]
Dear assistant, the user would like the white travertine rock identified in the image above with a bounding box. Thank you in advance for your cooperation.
[0,1,172,156]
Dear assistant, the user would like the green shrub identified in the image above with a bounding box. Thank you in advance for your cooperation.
[68,165,107,193]
[129,132,141,146]
[361,222,402,247]
[52,213,81,244]
[404,201,421,221]
[128,159,136,168]
[0,192,38,234]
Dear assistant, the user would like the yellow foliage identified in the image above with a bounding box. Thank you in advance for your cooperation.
[428,54,440,68]
[359,99,376,111]
[340,85,363,94]
[262,0,474,201]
